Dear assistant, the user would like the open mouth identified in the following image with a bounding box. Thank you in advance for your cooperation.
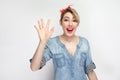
[66,28,74,34]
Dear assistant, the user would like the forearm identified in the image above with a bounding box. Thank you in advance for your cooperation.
[30,41,47,71]
[87,70,98,80]
[30,18,54,71]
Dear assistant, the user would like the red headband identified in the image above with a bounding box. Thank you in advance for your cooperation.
[60,5,72,14]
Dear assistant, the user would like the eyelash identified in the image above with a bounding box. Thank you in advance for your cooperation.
[73,20,77,22]
[64,19,68,21]
[63,19,77,22]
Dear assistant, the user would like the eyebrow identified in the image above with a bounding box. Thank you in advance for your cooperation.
[63,16,69,19]
[63,16,75,19]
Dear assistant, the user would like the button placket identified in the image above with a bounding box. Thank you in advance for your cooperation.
[71,59,75,77]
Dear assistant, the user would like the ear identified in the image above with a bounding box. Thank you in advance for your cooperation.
[77,21,80,27]
[77,23,79,27]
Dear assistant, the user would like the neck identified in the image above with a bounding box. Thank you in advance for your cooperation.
[60,34,77,42]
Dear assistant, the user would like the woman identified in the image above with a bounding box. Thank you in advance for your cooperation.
[30,6,98,80]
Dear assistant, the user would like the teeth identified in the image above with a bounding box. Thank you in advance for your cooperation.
[67,28,73,30]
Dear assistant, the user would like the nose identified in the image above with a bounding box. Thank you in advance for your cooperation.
[69,20,73,26]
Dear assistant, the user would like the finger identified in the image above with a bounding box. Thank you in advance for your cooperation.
[34,25,39,33]
[46,19,50,28]
[38,19,42,29]
[41,18,45,28]
[45,19,51,31]
[50,26,54,34]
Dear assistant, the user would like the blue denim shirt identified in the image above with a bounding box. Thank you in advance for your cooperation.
[30,36,96,80]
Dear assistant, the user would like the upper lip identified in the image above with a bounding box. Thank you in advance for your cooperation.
[66,28,74,31]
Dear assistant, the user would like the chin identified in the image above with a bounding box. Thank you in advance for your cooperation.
[65,33,75,37]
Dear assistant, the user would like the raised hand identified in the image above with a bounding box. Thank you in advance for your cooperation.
[34,19,54,43]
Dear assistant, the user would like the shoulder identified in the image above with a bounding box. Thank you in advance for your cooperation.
[80,36,89,44]
[79,36,90,51]
[46,36,63,53]
[46,36,60,48]
[47,36,58,45]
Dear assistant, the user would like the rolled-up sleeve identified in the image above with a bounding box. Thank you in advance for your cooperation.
[85,40,96,74]
[30,45,52,69]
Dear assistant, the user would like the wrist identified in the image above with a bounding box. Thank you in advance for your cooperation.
[39,40,47,45]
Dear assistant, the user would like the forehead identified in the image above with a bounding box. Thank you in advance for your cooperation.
[63,12,75,18]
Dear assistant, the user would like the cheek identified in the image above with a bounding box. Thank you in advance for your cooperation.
[74,23,79,28]
[61,22,67,28]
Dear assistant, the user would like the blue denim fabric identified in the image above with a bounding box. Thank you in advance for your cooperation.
[31,36,96,80]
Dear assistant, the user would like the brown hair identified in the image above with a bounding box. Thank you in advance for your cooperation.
[60,7,80,25]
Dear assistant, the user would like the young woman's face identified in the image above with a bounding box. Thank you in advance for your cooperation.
[60,12,79,37]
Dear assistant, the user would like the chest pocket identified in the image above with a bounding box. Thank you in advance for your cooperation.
[79,53,86,67]
[53,53,65,68]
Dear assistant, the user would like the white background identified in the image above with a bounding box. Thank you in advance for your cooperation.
[0,0,120,80]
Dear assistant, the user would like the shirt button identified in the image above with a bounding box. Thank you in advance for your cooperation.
[71,72,74,77]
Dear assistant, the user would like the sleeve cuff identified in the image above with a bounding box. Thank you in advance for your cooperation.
[85,62,96,74]
[39,57,46,69]
[29,57,46,69]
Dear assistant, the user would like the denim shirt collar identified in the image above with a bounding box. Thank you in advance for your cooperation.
[56,36,82,48]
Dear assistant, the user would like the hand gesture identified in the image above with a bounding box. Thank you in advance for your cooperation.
[34,19,54,43]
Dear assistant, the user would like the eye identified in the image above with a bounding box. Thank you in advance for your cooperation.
[73,19,77,22]
[63,19,68,21]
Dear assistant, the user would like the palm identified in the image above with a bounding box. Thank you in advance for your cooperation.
[34,19,54,42]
